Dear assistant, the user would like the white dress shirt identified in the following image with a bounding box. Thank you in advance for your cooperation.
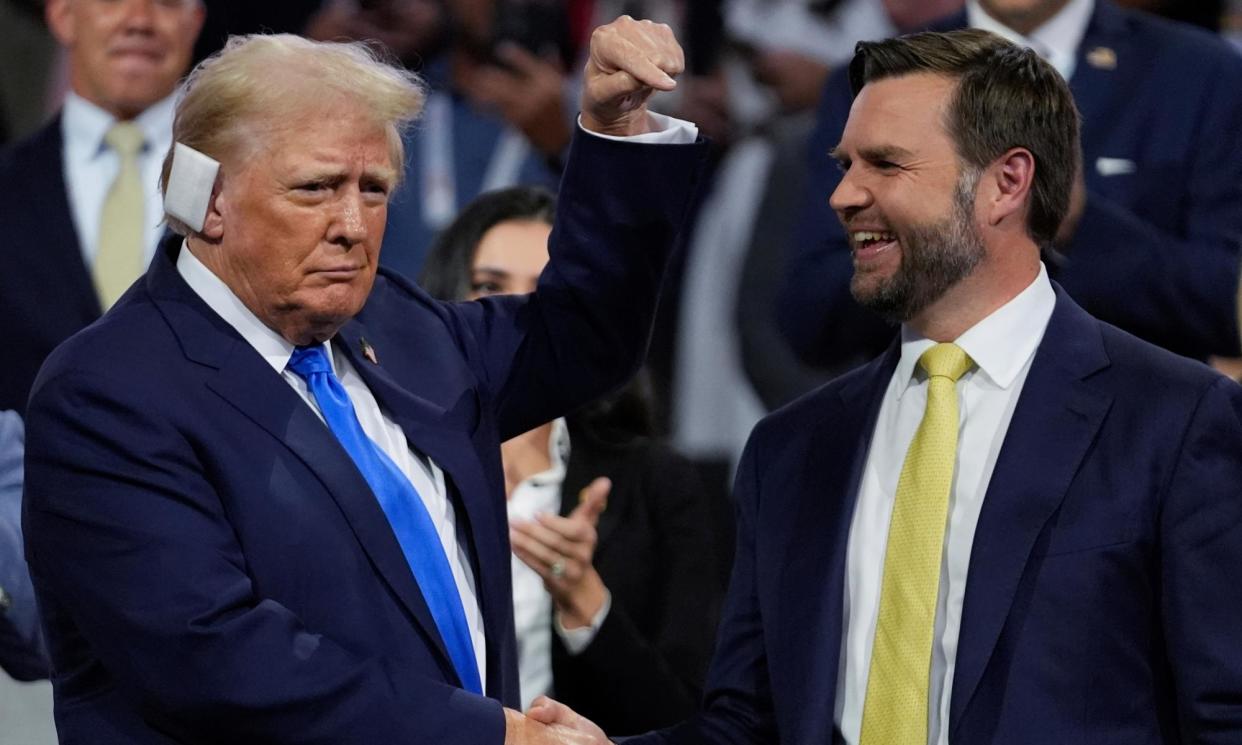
[61,91,176,269]
[176,245,488,690]
[968,0,1095,81]
[835,265,1056,745]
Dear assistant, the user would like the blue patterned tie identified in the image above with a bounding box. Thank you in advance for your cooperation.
[287,344,482,694]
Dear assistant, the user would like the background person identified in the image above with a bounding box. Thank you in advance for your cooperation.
[420,185,723,735]
[0,0,205,413]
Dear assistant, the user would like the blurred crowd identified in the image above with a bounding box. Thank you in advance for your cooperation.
[2,0,1241,739]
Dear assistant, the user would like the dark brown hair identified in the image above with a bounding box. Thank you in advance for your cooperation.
[848,29,1080,246]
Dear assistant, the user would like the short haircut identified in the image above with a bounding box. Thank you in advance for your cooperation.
[160,34,425,236]
[419,186,557,302]
[848,29,1081,246]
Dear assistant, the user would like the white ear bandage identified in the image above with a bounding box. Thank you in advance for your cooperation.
[164,142,220,233]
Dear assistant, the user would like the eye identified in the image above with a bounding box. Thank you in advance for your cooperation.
[470,281,503,297]
[295,181,328,193]
[873,159,900,172]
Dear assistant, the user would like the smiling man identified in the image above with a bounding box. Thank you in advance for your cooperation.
[0,0,205,414]
[21,20,706,745]
[533,28,1242,745]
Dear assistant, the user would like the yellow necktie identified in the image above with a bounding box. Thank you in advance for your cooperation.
[94,121,146,309]
[860,342,974,745]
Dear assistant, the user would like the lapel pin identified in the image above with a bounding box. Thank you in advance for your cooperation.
[1086,46,1117,70]
[360,337,378,365]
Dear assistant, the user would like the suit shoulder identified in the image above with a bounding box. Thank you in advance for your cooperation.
[0,119,60,179]
[31,295,176,402]
[1096,319,1230,397]
[1122,8,1242,71]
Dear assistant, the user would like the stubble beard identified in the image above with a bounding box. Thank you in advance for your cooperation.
[850,171,986,324]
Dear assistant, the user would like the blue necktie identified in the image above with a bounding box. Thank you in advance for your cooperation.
[287,344,482,694]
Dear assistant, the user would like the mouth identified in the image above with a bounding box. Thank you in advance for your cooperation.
[850,230,899,265]
[109,47,166,69]
[313,266,364,281]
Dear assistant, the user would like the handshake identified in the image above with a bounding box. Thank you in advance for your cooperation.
[505,698,610,745]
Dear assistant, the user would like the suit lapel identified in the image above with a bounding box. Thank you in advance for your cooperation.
[950,289,1112,735]
[25,118,101,320]
[777,344,898,743]
[335,323,510,691]
[1068,1,1134,158]
[146,246,463,685]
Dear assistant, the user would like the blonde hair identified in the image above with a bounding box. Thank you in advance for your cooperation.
[160,34,426,236]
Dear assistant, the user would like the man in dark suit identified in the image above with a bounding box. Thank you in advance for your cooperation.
[0,0,204,413]
[533,28,1242,745]
[779,0,1242,372]
[22,19,706,745]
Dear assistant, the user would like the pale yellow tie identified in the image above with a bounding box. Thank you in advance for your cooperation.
[860,342,974,745]
[94,121,146,309]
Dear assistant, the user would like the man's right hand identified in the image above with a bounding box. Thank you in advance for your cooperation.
[504,706,608,745]
[522,698,610,744]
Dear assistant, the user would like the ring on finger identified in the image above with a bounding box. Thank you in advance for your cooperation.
[550,558,566,578]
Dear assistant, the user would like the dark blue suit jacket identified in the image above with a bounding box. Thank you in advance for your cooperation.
[22,131,707,744]
[780,0,1242,367]
[0,117,103,414]
[629,288,1242,745]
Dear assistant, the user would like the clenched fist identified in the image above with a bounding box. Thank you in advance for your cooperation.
[580,16,685,137]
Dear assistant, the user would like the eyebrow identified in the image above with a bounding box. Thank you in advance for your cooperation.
[830,143,916,165]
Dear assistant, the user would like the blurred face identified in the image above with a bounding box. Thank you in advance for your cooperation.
[466,219,552,299]
[47,0,204,120]
[830,73,985,323]
[206,112,397,345]
[976,0,1073,34]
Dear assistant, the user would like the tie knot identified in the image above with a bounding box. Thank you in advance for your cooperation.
[288,345,333,379]
[917,342,973,383]
[104,122,145,157]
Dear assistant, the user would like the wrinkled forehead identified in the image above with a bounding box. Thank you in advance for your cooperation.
[221,104,401,178]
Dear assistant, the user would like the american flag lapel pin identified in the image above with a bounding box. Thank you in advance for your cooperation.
[360,337,378,365]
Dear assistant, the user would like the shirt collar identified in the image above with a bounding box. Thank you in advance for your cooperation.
[895,263,1055,399]
[967,0,1094,80]
[61,89,178,161]
[176,241,333,375]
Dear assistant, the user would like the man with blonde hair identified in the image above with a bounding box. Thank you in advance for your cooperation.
[23,18,706,745]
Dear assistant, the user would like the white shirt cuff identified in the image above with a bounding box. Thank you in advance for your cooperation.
[577,112,698,144]
[554,590,612,655]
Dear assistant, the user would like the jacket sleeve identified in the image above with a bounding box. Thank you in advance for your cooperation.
[1160,375,1242,741]
[436,129,709,441]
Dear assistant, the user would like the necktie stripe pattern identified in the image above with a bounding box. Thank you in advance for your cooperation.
[95,122,146,309]
[860,342,973,745]
[287,345,482,694]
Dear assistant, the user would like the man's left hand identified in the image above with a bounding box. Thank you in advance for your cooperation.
[580,16,684,137]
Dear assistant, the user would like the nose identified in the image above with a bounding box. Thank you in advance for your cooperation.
[829,167,872,223]
[328,191,368,247]
[121,0,158,31]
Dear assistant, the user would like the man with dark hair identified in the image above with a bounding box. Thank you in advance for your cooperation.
[533,28,1242,745]
[781,0,1242,373]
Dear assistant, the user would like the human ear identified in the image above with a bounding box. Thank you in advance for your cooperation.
[986,147,1035,227]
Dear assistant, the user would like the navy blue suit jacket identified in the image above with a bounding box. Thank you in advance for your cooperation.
[780,1,1242,367]
[629,288,1242,745]
[22,131,707,744]
[0,117,103,414]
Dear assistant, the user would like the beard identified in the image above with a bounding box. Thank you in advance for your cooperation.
[849,170,985,323]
